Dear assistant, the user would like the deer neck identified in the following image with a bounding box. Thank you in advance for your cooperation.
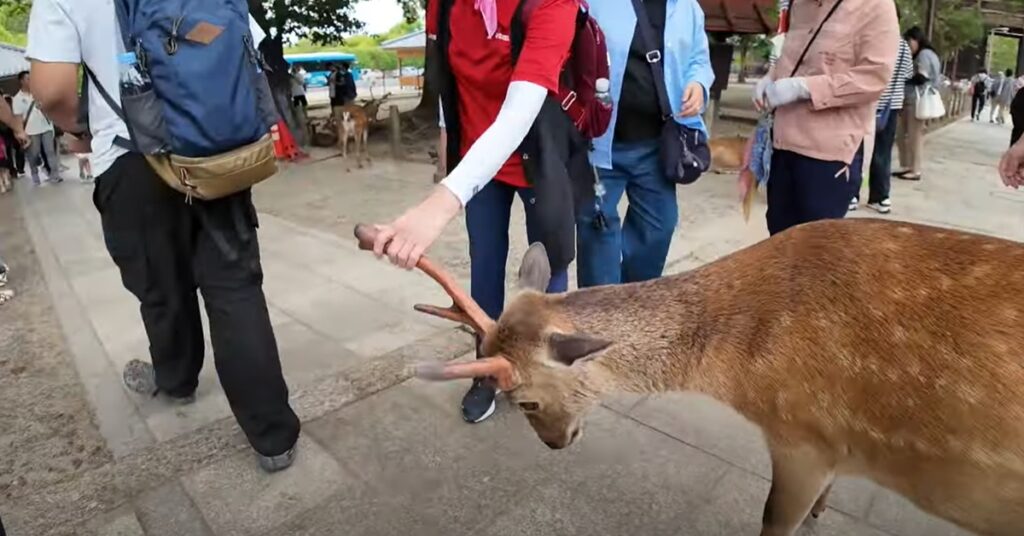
[558,269,749,405]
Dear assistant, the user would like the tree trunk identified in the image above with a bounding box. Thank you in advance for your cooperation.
[413,39,439,121]
[259,34,306,146]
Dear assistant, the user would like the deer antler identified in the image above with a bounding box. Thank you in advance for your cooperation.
[353,224,497,336]
[413,356,519,391]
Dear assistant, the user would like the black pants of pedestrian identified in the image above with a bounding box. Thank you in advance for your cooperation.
[94,154,300,456]
[1,130,23,175]
[767,147,864,236]
[869,109,900,204]
[972,94,986,119]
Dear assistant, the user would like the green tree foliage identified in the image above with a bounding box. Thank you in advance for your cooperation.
[0,0,30,46]
[284,20,425,72]
[990,35,1019,75]
[893,0,985,58]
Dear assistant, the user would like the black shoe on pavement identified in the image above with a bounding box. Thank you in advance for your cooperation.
[122,359,197,405]
[461,378,497,423]
[257,444,297,473]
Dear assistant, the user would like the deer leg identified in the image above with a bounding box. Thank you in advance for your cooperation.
[760,447,834,536]
[363,130,371,167]
[810,482,833,519]
[357,129,365,169]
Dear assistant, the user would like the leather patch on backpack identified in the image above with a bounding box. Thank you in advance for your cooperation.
[185,22,224,45]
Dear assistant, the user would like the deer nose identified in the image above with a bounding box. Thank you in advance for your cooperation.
[543,440,564,450]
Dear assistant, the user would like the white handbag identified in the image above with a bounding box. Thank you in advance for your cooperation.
[915,86,946,120]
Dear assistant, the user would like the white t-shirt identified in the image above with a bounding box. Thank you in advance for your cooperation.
[26,0,267,177]
[12,91,54,136]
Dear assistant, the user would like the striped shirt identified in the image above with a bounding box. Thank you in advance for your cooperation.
[878,39,913,111]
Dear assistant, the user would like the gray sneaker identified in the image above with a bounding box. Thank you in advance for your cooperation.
[122,359,196,405]
[257,445,297,473]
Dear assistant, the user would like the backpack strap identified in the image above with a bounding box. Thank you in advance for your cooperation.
[787,0,845,78]
[511,0,590,129]
[113,0,134,52]
[629,0,673,121]
[83,64,136,151]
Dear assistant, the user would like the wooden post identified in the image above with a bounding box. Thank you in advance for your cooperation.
[703,97,720,137]
[1017,35,1024,76]
[389,104,402,159]
[924,0,937,40]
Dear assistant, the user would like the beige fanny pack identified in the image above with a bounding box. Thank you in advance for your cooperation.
[144,134,277,202]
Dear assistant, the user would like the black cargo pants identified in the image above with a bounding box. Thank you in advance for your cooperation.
[94,153,299,456]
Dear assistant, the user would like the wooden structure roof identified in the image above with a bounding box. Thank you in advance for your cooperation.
[699,0,778,35]
[980,0,1024,32]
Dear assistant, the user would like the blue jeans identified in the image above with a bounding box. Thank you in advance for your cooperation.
[869,110,899,203]
[465,180,568,320]
[576,140,678,288]
[767,147,864,236]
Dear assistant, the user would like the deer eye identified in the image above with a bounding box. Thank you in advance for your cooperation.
[518,401,541,412]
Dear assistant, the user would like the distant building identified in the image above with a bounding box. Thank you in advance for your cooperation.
[0,43,29,95]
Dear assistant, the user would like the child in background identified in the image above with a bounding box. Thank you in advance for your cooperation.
[0,135,10,194]
[76,152,92,182]
[64,133,92,182]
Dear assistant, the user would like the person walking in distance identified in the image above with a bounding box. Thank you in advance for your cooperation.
[12,71,62,185]
[863,31,913,214]
[336,63,357,106]
[969,68,989,122]
[0,95,30,306]
[892,26,940,182]
[575,0,714,287]
[26,0,300,471]
[992,68,1015,125]
[753,0,898,235]
[290,63,309,119]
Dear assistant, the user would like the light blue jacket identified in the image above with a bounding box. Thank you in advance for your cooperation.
[588,0,715,170]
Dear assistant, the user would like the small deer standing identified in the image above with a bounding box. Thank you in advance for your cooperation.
[337,105,370,169]
[335,89,391,170]
[356,219,1024,536]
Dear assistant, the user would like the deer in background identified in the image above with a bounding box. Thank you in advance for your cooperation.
[355,219,1024,536]
[337,105,370,170]
[361,84,392,125]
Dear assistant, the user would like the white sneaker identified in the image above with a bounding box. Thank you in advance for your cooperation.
[880,198,892,208]
[867,202,891,214]
[848,198,858,211]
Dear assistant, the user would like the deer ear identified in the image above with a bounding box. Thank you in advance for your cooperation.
[518,243,551,292]
[549,333,612,366]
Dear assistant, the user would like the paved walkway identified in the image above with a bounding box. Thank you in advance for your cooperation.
[2,117,1021,536]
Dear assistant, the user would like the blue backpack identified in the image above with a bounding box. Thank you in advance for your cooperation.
[88,0,279,200]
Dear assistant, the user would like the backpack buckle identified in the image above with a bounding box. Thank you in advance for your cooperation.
[561,91,578,111]
[645,50,662,64]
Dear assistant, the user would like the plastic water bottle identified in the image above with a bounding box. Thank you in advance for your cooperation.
[118,52,151,96]
[595,78,611,107]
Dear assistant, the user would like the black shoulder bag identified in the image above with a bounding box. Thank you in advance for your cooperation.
[629,0,709,185]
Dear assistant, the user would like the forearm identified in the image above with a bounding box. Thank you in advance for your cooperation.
[440,81,547,205]
[29,61,80,132]
[684,6,714,108]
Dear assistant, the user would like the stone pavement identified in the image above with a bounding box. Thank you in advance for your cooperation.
[3,116,1021,536]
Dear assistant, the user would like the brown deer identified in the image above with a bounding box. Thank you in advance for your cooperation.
[709,135,748,173]
[361,85,392,125]
[355,219,1024,536]
[336,104,370,169]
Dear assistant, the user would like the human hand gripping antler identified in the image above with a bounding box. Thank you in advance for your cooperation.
[354,224,520,390]
[354,223,496,336]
